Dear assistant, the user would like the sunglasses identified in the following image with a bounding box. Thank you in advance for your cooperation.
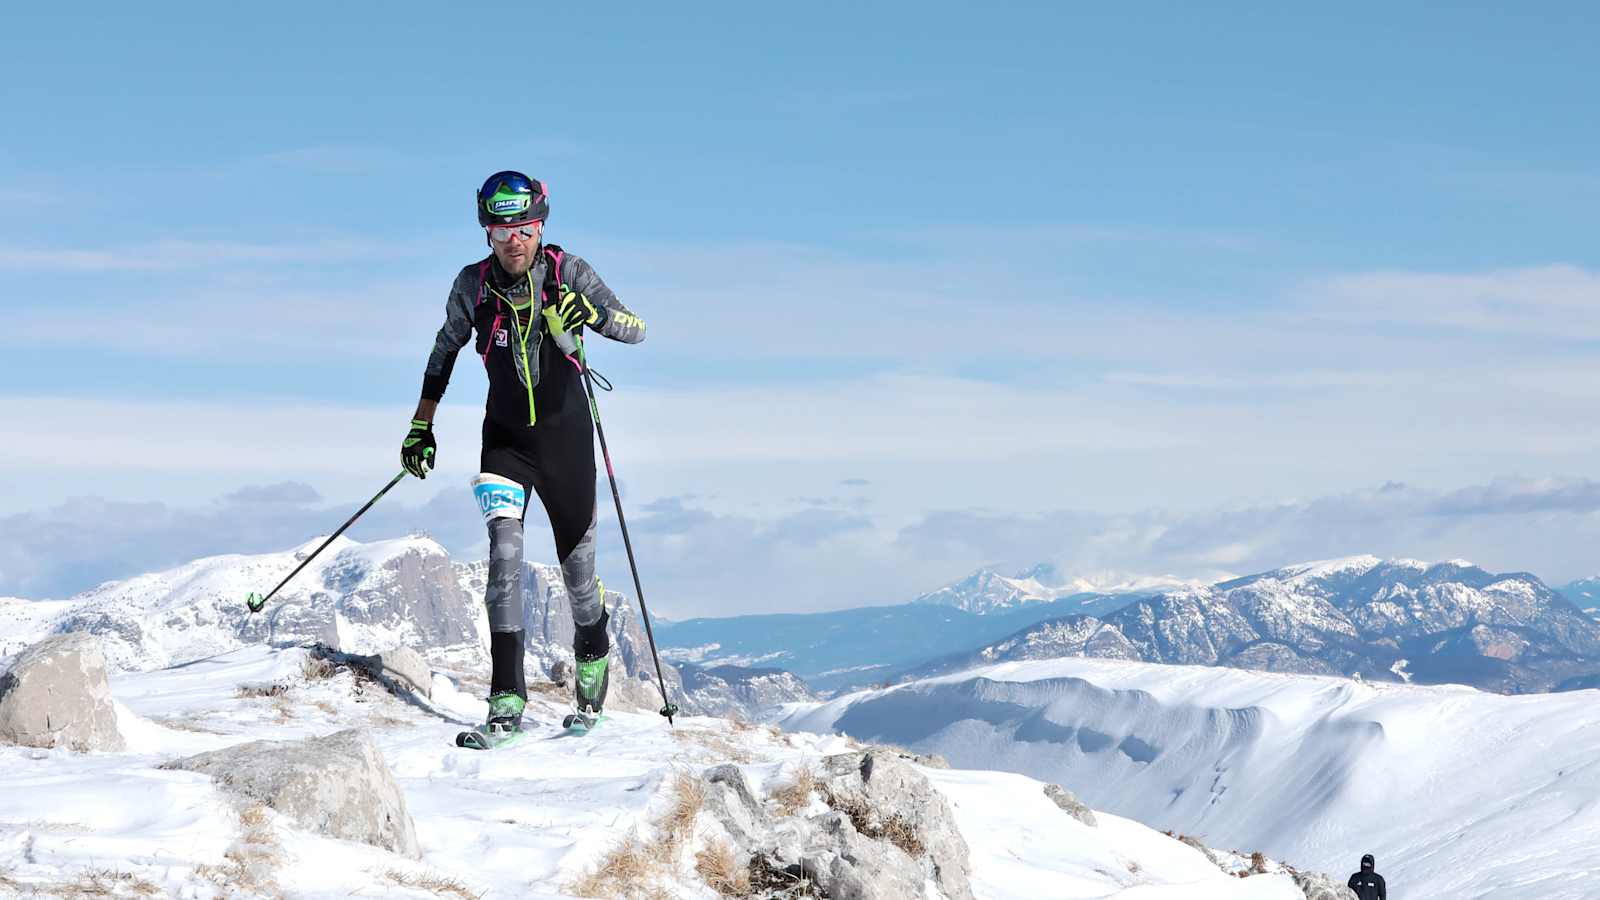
[487,221,543,243]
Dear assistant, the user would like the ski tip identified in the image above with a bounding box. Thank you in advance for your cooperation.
[245,592,264,614]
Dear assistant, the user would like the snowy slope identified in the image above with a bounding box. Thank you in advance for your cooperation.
[779,657,1600,900]
[0,645,1303,899]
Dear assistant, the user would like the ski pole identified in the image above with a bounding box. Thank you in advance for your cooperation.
[544,309,681,725]
[245,471,408,614]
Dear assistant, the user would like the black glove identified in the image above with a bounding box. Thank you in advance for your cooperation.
[555,285,608,332]
[401,419,436,478]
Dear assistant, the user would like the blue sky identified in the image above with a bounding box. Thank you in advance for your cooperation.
[4,4,1600,611]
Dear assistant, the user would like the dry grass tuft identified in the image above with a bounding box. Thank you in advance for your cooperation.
[822,787,925,859]
[768,766,818,818]
[1250,851,1268,874]
[569,769,708,897]
[694,841,751,897]
[658,770,705,855]
[568,836,657,898]
[382,869,483,900]
[22,866,165,897]
[300,655,340,681]
[234,682,290,699]
[196,803,284,896]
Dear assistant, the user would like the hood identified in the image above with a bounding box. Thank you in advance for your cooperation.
[1361,853,1375,870]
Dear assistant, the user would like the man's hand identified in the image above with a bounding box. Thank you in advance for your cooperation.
[401,419,436,478]
[555,285,608,332]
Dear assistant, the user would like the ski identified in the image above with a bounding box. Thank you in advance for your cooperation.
[563,711,605,734]
[455,724,528,751]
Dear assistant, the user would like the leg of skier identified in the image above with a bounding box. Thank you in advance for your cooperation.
[525,421,608,724]
[457,468,532,748]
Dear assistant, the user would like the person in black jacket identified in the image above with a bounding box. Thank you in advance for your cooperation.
[1347,853,1387,900]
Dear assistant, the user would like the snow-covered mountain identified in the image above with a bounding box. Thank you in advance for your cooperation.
[0,642,1318,899]
[0,537,735,717]
[779,656,1600,900]
[913,555,1600,693]
[1,536,480,672]
[1557,575,1600,620]
[913,563,1213,615]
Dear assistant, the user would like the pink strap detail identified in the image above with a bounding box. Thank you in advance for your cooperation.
[475,260,491,308]
[540,246,566,308]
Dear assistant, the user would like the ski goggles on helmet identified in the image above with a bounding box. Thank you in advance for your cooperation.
[486,220,542,243]
[478,171,548,225]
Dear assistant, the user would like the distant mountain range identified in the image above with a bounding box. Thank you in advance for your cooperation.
[911,556,1600,693]
[1557,576,1600,621]
[0,537,812,720]
[911,563,1214,615]
[658,590,1151,695]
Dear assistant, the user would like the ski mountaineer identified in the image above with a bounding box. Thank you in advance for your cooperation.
[401,171,646,747]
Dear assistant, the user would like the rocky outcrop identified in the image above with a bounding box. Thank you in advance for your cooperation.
[675,661,818,720]
[1292,870,1359,899]
[0,633,124,752]
[698,750,974,900]
[161,729,419,858]
[1043,782,1097,827]
[816,750,973,900]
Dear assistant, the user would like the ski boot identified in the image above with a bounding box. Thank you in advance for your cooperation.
[565,604,610,732]
[456,691,527,750]
[564,653,609,732]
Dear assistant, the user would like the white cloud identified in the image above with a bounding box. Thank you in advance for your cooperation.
[0,237,418,272]
[1307,264,1600,339]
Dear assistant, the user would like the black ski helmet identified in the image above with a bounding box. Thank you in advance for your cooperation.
[476,170,548,226]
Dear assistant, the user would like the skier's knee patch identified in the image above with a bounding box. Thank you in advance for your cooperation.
[472,473,526,523]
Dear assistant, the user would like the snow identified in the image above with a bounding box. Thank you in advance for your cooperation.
[1272,554,1382,583]
[0,646,1301,899]
[780,656,1600,900]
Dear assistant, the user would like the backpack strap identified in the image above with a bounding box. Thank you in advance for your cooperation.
[475,258,493,308]
[540,243,565,310]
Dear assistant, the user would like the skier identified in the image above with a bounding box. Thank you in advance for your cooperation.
[1346,853,1387,900]
[401,171,646,747]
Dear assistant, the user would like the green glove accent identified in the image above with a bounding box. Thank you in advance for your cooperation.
[401,418,436,478]
[555,284,607,332]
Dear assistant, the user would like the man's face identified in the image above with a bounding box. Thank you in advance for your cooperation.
[488,220,543,275]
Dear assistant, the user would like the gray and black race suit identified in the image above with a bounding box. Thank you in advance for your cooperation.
[419,245,645,699]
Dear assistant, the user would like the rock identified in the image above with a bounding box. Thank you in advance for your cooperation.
[1043,783,1098,827]
[701,764,771,852]
[816,749,975,900]
[0,633,125,752]
[1177,834,1221,868]
[161,728,419,858]
[1292,870,1359,900]
[864,743,950,770]
[376,646,432,699]
[802,809,925,900]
